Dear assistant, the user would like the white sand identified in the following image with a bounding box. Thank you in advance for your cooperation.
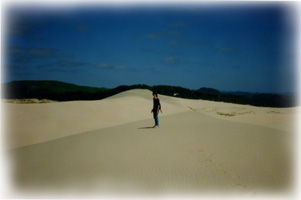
[2,89,297,197]
[3,89,189,150]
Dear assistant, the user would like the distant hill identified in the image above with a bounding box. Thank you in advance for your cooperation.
[196,87,220,94]
[2,80,108,101]
[1,80,297,107]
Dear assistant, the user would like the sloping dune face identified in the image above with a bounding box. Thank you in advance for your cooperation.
[2,89,298,197]
[4,89,188,149]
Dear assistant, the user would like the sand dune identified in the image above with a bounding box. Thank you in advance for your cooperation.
[3,89,187,149]
[3,89,297,150]
[2,89,297,197]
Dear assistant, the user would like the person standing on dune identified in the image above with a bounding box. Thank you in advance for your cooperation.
[151,92,161,128]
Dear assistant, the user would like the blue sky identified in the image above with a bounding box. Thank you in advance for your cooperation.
[3,2,298,93]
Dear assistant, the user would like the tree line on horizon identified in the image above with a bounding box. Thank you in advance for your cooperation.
[1,80,297,107]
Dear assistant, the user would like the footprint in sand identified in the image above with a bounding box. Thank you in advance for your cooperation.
[197,145,209,153]
[197,148,214,164]
[197,158,213,163]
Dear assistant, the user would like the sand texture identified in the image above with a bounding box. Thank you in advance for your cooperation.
[3,89,297,197]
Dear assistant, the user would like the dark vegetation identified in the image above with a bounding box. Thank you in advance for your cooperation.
[2,80,297,107]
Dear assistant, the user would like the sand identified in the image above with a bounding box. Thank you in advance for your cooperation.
[2,89,298,198]
[3,89,188,150]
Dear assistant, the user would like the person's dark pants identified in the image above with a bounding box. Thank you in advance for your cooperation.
[153,112,159,127]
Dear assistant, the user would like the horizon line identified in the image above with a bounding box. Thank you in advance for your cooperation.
[2,79,298,95]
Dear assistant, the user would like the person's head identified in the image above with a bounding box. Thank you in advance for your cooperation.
[152,92,158,98]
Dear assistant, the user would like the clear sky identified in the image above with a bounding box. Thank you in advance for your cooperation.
[2,2,299,93]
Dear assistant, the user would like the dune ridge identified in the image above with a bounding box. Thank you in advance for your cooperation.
[3,89,297,149]
[3,89,187,149]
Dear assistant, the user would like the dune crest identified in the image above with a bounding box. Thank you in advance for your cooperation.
[4,89,188,149]
[3,88,298,149]
[4,89,298,149]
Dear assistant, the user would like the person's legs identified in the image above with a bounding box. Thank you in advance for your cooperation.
[153,112,159,127]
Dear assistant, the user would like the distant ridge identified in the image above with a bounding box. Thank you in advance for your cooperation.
[1,80,297,107]
[2,80,108,101]
[197,87,220,94]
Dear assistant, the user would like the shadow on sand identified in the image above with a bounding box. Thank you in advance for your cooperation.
[138,127,154,129]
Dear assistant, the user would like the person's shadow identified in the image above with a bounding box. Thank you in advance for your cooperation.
[138,127,153,129]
